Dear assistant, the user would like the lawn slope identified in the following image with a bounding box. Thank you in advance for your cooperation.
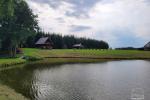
[0,48,150,67]
[24,48,150,59]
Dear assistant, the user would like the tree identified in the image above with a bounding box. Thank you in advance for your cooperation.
[0,0,15,54]
[0,0,14,17]
[0,0,39,57]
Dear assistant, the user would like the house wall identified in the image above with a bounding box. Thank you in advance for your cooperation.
[36,44,52,49]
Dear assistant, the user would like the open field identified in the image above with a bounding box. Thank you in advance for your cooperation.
[0,48,150,68]
[23,48,150,59]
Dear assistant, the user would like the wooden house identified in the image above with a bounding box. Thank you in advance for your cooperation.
[35,37,53,49]
[73,43,84,49]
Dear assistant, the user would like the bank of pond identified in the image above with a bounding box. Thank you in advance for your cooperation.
[0,60,150,100]
[0,48,150,68]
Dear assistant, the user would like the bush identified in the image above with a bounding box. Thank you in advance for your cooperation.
[22,56,42,61]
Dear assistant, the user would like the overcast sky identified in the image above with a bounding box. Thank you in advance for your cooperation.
[27,0,150,48]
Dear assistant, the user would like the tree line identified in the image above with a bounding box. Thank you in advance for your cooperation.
[24,31,109,49]
[0,0,109,57]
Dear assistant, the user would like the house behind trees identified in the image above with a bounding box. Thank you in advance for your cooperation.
[144,42,150,50]
[35,37,53,49]
[73,43,84,49]
[30,32,109,49]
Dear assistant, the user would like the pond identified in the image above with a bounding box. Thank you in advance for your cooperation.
[0,60,150,100]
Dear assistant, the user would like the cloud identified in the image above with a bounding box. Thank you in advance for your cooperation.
[70,25,92,32]
[88,0,150,46]
[27,0,150,47]
[29,0,63,8]
[55,17,66,23]
[29,0,100,18]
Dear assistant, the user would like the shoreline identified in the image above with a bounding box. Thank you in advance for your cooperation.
[0,48,150,100]
[45,56,150,59]
[0,48,150,68]
[0,84,28,100]
[0,56,150,69]
[0,57,149,100]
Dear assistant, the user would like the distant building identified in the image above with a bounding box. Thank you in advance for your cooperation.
[35,37,53,49]
[144,41,150,50]
[73,43,84,49]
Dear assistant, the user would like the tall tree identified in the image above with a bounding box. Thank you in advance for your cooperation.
[0,0,14,54]
[0,0,39,57]
[0,0,14,17]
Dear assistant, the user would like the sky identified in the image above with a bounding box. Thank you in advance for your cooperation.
[26,0,150,48]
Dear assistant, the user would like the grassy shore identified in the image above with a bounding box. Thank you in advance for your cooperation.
[0,84,28,100]
[0,58,26,68]
[26,58,109,67]
[23,48,150,59]
[0,48,150,100]
[0,48,150,68]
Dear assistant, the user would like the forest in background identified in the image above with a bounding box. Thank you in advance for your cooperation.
[0,0,109,57]
[24,31,109,49]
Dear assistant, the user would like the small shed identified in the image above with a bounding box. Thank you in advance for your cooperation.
[73,43,84,49]
[35,37,53,49]
[144,42,150,50]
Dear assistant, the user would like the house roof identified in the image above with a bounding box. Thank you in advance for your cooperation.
[35,37,50,45]
[144,42,150,48]
[73,43,83,47]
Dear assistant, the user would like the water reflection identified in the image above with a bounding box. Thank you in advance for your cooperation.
[0,60,150,100]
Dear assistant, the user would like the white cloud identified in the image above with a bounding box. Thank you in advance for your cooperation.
[27,0,74,34]
[27,0,150,47]
[89,0,150,35]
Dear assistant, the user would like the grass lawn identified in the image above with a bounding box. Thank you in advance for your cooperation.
[23,48,150,59]
[0,58,26,68]
[0,84,28,100]
[0,48,150,68]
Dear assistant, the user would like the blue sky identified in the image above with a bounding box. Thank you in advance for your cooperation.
[27,0,150,48]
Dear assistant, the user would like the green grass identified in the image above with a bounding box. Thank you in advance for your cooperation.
[0,84,28,100]
[0,48,150,68]
[0,58,25,68]
[23,48,150,59]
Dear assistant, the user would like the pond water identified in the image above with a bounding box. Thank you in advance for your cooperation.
[0,60,150,100]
